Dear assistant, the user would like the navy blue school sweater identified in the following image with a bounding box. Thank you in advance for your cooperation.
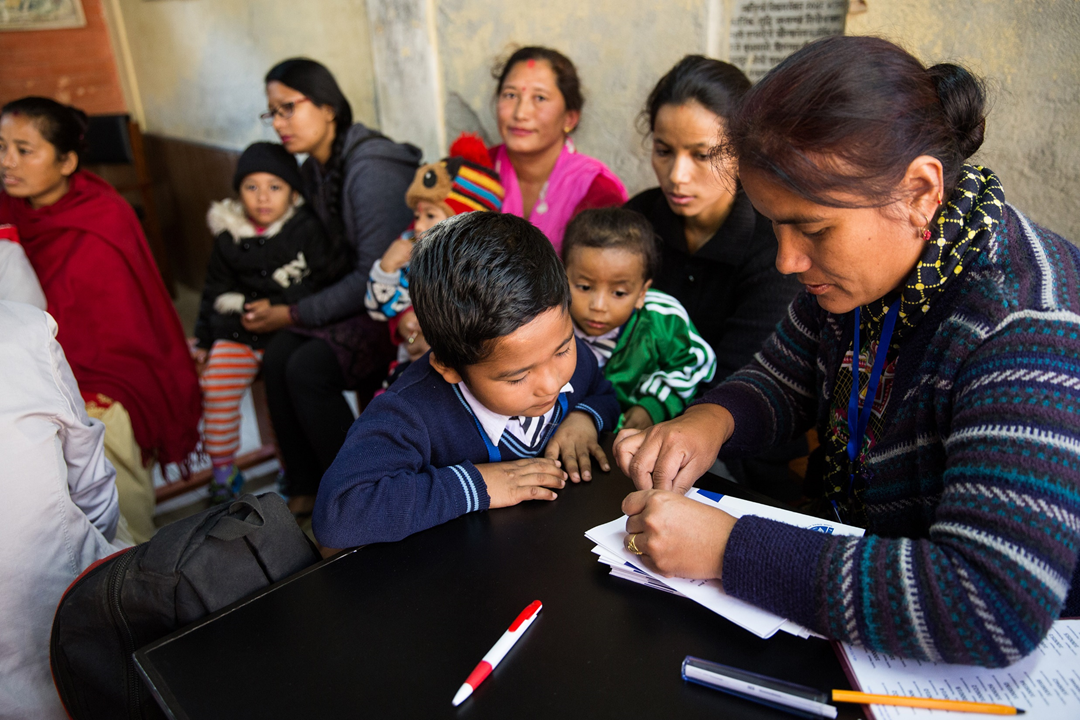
[313,336,619,547]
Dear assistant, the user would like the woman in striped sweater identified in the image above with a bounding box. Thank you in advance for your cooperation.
[614,36,1080,668]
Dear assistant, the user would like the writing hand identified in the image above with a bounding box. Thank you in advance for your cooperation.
[613,403,734,494]
[479,457,568,508]
[622,488,737,580]
[544,410,610,483]
[242,299,293,333]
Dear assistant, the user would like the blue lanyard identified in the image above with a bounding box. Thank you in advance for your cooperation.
[841,301,900,512]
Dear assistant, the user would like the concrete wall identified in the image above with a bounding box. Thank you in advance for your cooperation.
[97,0,1079,240]
[107,0,378,150]
[435,0,716,197]
[0,0,126,114]
[847,0,1080,241]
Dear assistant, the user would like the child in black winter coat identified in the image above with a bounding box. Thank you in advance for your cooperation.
[191,142,341,503]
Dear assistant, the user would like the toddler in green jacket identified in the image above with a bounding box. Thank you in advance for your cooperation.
[562,208,716,430]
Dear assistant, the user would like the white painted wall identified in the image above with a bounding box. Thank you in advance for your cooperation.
[104,0,1080,241]
[107,0,378,150]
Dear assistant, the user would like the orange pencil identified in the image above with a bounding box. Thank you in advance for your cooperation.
[832,689,1025,715]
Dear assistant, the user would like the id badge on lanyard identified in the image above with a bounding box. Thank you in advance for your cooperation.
[834,301,900,522]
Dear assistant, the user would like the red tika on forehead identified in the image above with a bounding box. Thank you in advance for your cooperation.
[527,58,536,69]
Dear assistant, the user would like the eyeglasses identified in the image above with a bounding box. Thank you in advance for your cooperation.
[259,97,311,125]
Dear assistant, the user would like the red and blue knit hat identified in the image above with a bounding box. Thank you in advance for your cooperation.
[405,133,504,216]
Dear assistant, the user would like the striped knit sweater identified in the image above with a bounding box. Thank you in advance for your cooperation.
[704,203,1080,667]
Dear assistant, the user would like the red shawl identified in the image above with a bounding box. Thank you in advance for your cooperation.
[0,171,201,464]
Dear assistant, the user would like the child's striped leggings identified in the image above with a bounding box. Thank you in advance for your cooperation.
[200,340,263,466]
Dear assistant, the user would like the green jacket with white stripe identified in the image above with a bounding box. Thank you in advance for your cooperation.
[605,289,716,424]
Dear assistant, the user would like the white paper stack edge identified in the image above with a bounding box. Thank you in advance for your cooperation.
[584,488,864,640]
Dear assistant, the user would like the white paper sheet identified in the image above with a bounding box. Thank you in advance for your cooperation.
[839,620,1080,720]
[584,488,864,639]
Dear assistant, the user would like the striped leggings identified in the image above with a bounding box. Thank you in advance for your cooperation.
[200,340,263,465]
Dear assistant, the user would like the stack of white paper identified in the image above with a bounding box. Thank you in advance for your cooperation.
[584,488,864,639]
[838,619,1080,719]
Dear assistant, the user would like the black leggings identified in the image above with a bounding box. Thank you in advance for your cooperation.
[261,331,356,497]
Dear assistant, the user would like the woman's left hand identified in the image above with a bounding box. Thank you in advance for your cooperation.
[622,489,737,580]
[242,299,293,333]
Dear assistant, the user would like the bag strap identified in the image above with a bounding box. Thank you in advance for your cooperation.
[207,494,267,541]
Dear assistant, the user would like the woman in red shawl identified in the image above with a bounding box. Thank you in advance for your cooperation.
[0,97,200,543]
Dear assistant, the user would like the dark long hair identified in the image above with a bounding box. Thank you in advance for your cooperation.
[492,46,584,126]
[265,58,355,276]
[641,55,750,134]
[1,96,89,170]
[725,36,987,208]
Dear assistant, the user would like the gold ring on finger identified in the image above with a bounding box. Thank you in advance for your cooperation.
[627,533,643,555]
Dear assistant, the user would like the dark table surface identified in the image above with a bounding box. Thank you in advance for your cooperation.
[136,444,860,719]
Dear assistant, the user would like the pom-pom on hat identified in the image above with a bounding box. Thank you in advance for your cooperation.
[233,142,303,192]
[405,133,504,216]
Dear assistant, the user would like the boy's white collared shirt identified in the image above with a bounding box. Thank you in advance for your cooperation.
[573,324,620,367]
[457,381,574,448]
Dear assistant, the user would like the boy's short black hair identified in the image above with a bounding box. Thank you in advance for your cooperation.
[411,212,571,374]
[561,208,660,281]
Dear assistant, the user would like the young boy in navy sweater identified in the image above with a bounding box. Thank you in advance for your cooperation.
[313,212,620,548]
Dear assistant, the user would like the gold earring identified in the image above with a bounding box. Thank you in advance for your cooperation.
[564,126,572,133]
[919,213,931,241]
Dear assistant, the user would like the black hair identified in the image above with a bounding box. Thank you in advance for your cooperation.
[265,58,354,280]
[265,59,353,221]
[492,46,584,123]
[725,36,987,207]
[411,212,571,374]
[1,96,89,170]
[642,55,750,134]
[562,208,660,281]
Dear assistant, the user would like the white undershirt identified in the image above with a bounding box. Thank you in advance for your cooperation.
[458,381,574,447]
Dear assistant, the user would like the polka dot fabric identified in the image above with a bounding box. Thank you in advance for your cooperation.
[863,165,1006,334]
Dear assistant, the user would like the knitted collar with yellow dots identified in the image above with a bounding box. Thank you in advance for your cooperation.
[863,164,1006,338]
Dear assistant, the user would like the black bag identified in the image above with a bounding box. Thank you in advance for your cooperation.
[50,492,321,719]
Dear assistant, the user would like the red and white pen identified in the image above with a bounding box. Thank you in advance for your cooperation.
[451,600,543,706]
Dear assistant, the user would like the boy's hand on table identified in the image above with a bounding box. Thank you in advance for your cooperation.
[480,458,567,508]
[621,405,654,431]
[545,411,610,483]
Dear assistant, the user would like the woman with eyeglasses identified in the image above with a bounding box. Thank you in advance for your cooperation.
[0,97,201,544]
[490,46,627,251]
[615,36,1080,668]
[247,58,421,517]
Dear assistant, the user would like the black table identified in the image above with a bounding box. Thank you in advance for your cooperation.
[136,448,859,719]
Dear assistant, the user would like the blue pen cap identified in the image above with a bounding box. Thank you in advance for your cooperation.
[682,656,835,719]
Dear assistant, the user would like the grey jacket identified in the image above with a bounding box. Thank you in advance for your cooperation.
[297,123,421,327]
